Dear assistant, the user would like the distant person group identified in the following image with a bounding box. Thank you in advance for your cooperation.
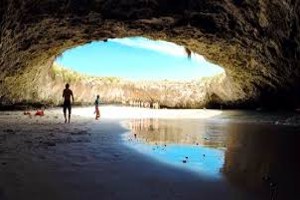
[128,100,160,109]
[62,83,101,123]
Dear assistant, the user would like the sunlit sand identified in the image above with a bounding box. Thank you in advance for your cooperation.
[74,105,223,119]
[1,106,299,199]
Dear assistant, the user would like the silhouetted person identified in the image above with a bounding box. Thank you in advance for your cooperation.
[95,95,100,120]
[62,83,74,123]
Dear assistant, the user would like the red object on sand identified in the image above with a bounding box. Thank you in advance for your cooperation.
[35,110,44,116]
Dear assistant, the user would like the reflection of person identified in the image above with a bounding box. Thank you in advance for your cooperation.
[95,95,100,120]
[62,83,74,123]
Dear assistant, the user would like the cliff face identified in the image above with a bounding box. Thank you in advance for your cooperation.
[0,0,300,108]
[42,64,229,109]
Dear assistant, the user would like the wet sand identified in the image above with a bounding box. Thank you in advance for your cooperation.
[0,107,299,200]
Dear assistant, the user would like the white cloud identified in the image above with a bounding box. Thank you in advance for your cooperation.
[193,53,206,63]
[112,37,205,61]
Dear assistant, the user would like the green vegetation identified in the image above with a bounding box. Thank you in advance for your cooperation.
[50,63,121,84]
[51,63,86,83]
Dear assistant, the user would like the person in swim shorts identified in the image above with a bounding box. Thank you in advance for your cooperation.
[62,83,74,123]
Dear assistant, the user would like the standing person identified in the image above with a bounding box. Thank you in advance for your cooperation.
[95,95,100,120]
[62,83,74,123]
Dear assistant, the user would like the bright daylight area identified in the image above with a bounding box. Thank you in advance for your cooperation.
[55,37,224,81]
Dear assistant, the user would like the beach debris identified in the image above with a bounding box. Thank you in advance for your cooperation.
[74,138,90,143]
[71,130,88,135]
[182,156,189,163]
[24,140,33,144]
[269,182,278,199]
[35,110,44,117]
[49,133,55,137]
[3,129,15,134]
[262,174,278,199]
[38,155,46,160]
[262,175,271,181]
[43,141,56,146]
[23,111,32,118]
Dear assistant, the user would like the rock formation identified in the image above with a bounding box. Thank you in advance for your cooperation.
[44,64,226,108]
[0,0,299,109]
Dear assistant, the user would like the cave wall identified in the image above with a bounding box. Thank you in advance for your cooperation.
[0,0,300,108]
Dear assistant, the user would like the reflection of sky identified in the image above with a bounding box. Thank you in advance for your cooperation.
[123,132,224,179]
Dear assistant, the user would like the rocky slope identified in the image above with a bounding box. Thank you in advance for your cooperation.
[0,0,299,109]
[41,64,228,109]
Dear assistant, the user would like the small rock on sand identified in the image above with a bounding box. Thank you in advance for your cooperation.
[38,155,46,160]
[71,130,88,135]
[4,129,15,134]
[43,141,56,146]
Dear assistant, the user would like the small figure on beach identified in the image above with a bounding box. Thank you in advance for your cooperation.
[94,95,101,120]
[62,83,74,123]
[23,110,32,118]
[35,109,45,117]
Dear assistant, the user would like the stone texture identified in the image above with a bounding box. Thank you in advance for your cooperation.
[0,0,300,108]
[44,64,228,108]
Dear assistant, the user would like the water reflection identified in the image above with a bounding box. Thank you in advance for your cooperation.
[223,124,300,199]
[127,118,227,148]
[124,118,300,199]
[124,119,226,179]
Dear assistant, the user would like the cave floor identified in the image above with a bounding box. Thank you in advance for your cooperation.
[0,107,300,200]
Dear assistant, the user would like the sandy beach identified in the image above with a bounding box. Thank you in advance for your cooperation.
[1,106,298,200]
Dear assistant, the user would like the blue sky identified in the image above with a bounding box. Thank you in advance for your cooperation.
[56,37,224,81]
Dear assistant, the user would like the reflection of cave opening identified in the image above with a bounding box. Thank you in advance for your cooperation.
[51,37,225,109]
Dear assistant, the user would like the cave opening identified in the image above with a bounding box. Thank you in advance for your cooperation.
[51,37,225,109]
[1,1,300,199]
